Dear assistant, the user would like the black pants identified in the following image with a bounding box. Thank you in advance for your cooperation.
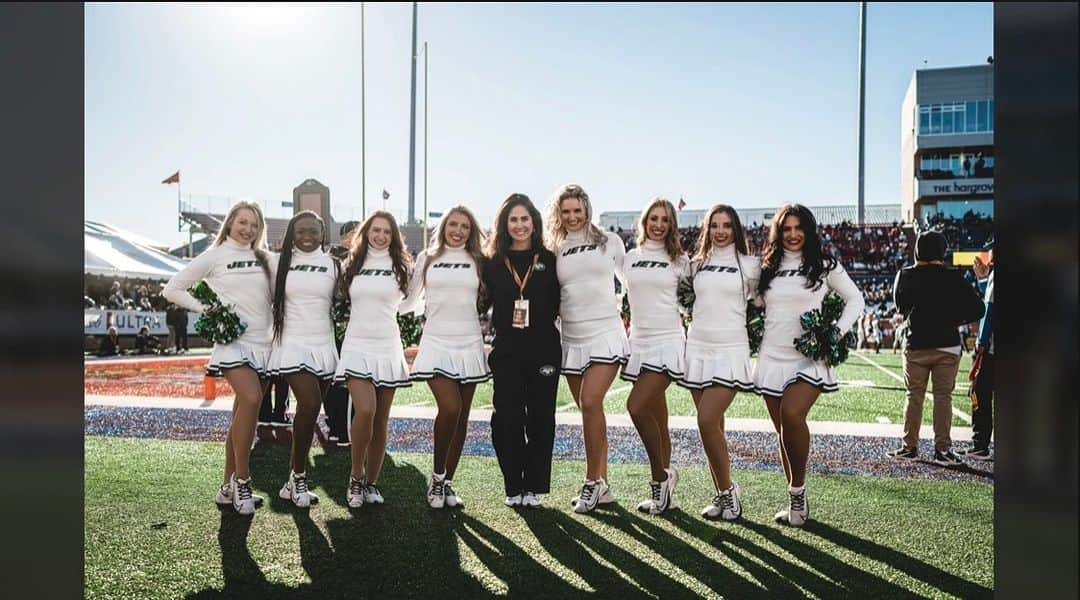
[259,375,290,422]
[323,382,351,440]
[489,346,560,496]
[971,352,994,449]
[176,327,188,351]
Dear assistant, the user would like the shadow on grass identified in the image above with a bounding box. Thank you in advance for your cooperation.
[664,512,991,599]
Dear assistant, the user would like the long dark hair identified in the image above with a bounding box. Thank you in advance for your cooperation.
[758,203,836,295]
[342,210,412,297]
[272,211,325,342]
[485,193,544,262]
[693,204,751,295]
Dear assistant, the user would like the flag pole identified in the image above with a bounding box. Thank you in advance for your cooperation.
[423,41,428,251]
[361,2,366,220]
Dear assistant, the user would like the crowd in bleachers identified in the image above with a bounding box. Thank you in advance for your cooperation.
[85,280,168,311]
[925,211,993,251]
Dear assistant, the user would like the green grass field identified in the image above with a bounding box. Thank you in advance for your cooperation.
[86,436,992,599]
[390,350,975,427]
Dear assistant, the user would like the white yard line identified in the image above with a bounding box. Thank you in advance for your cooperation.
[604,384,633,398]
[853,352,972,424]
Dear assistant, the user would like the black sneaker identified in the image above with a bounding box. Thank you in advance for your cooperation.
[957,447,993,461]
[885,446,918,460]
[932,449,963,467]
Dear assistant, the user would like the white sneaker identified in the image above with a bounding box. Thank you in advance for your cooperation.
[572,480,614,509]
[504,494,523,507]
[573,479,609,514]
[521,492,541,508]
[231,475,257,516]
[215,481,264,508]
[279,471,319,508]
[427,472,446,509]
[444,480,463,508]
[775,487,809,527]
[347,476,365,509]
[364,482,385,504]
[702,482,743,521]
[646,474,675,515]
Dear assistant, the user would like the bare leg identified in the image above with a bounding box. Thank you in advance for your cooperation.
[577,364,620,481]
[695,386,737,491]
[286,372,325,474]
[779,382,821,488]
[347,379,377,480]
[365,386,397,483]
[626,371,673,481]
[690,390,721,491]
[445,382,476,479]
[221,367,267,480]
[427,376,463,475]
[763,395,792,484]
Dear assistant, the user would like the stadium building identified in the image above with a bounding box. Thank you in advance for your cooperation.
[599,204,902,232]
[900,64,994,226]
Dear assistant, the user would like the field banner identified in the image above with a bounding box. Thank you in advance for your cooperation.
[84,309,200,336]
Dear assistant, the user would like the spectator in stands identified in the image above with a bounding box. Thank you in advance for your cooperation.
[84,289,97,309]
[97,327,122,357]
[887,230,985,467]
[134,326,163,355]
[108,281,126,309]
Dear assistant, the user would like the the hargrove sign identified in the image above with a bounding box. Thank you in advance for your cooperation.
[919,178,994,197]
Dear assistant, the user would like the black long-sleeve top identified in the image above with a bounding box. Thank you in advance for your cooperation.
[893,263,986,350]
[482,247,561,353]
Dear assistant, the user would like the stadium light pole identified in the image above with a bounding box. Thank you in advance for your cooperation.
[857,1,867,226]
[422,41,429,250]
[361,2,366,220]
[407,2,418,225]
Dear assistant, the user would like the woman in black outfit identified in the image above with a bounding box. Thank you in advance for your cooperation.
[482,193,562,508]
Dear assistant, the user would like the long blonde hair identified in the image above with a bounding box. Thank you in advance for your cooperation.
[212,200,271,279]
[635,197,683,262]
[543,183,607,251]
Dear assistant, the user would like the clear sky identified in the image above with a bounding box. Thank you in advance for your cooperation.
[85,2,993,248]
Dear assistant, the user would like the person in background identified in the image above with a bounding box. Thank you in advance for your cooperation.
[98,326,122,357]
[887,230,985,467]
[959,238,994,460]
[324,220,361,447]
[134,325,163,355]
[258,375,291,427]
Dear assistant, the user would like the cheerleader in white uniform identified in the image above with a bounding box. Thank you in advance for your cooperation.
[623,197,690,515]
[679,204,760,521]
[753,204,863,527]
[334,210,417,508]
[544,184,629,514]
[162,200,273,516]
[408,206,491,509]
[266,211,338,509]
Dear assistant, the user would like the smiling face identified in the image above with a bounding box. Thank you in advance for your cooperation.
[709,210,735,249]
[443,211,472,248]
[559,197,587,233]
[367,216,392,251]
[645,206,671,242]
[227,208,259,246]
[780,214,805,252]
[292,216,322,253]
[507,205,534,248]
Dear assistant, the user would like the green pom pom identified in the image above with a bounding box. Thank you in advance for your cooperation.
[793,291,855,367]
[189,282,247,344]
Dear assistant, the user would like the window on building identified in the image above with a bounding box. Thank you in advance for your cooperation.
[988,100,994,131]
[919,108,930,134]
[930,105,942,134]
[942,108,954,134]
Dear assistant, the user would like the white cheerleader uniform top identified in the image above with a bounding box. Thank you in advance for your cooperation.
[623,239,690,339]
[408,246,482,338]
[687,244,761,348]
[162,237,272,346]
[342,247,418,342]
[270,248,336,345]
[555,229,627,324]
[760,249,865,351]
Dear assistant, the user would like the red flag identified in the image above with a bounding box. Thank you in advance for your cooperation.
[678,197,686,210]
[162,171,180,185]
[382,189,390,200]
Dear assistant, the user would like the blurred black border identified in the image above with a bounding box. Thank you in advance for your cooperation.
[0,3,1077,597]
[0,3,84,595]
[995,2,1078,597]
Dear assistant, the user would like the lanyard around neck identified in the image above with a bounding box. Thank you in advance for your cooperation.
[505,254,539,300]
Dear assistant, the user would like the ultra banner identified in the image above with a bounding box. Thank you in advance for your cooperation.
[84,309,199,336]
